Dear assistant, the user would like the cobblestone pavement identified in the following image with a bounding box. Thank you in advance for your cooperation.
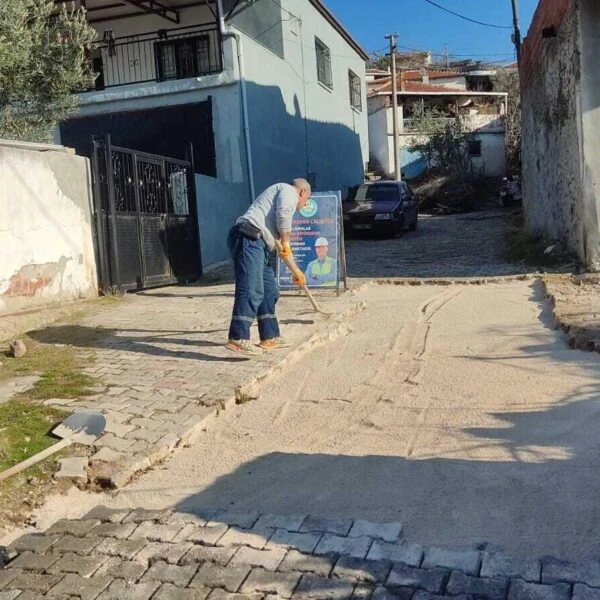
[3,507,600,600]
[345,212,533,280]
[23,280,365,488]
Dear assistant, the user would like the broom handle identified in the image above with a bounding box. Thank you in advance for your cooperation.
[274,241,323,313]
[0,437,73,482]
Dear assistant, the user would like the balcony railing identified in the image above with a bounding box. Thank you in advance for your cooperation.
[89,23,223,91]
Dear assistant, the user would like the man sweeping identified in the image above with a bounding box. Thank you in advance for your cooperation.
[226,178,311,355]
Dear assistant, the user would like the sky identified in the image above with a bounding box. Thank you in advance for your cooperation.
[323,0,539,64]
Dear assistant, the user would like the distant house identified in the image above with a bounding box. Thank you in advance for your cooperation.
[520,0,600,269]
[55,0,369,270]
[366,68,508,180]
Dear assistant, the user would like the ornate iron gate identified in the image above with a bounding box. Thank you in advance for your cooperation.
[91,135,201,293]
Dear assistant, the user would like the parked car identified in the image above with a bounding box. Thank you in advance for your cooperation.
[343,181,418,237]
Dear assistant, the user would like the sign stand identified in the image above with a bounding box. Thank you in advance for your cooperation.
[277,191,347,295]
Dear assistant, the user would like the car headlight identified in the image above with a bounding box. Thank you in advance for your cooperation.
[374,214,392,221]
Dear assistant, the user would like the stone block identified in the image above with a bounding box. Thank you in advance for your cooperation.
[386,563,447,593]
[53,535,102,556]
[367,542,423,567]
[88,522,137,540]
[189,563,251,593]
[278,550,335,577]
[422,547,480,576]
[372,587,415,600]
[179,544,237,567]
[7,572,63,594]
[332,557,391,584]
[229,546,287,571]
[446,570,507,600]
[153,583,211,599]
[174,523,228,545]
[96,580,160,600]
[164,512,208,529]
[94,537,147,560]
[218,527,271,550]
[208,590,263,600]
[314,534,372,559]
[293,574,355,599]
[123,508,172,524]
[351,584,375,599]
[129,522,183,543]
[266,529,322,554]
[508,579,571,600]
[6,552,60,572]
[139,560,197,586]
[7,534,60,555]
[481,552,541,582]
[210,510,260,529]
[542,556,600,587]
[412,593,472,600]
[46,519,100,537]
[573,584,600,600]
[136,542,193,566]
[240,567,301,598]
[0,591,21,600]
[254,514,307,532]
[300,517,353,537]
[48,574,112,599]
[81,506,131,523]
[46,552,107,577]
[90,447,126,465]
[348,520,403,543]
[94,557,147,583]
[0,569,20,590]
[103,421,136,437]
[94,434,134,452]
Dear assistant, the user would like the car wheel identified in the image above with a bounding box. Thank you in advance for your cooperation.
[409,217,418,232]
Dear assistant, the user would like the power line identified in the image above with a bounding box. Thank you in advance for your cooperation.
[422,0,512,29]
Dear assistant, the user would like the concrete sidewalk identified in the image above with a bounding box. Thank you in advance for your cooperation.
[16,277,366,489]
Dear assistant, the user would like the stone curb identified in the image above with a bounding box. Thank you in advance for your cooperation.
[361,274,539,287]
[98,297,368,489]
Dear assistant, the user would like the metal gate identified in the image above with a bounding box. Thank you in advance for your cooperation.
[91,135,201,293]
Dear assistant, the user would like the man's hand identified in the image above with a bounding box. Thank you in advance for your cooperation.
[292,270,306,287]
[279,242,293,260]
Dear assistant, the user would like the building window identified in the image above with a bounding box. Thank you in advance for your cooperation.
[155,35,211,82]
[348,70,361,111]
[315,37,333,89]
[468,140,482,157]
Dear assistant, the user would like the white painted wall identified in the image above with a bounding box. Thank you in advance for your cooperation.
[0,142,98,315]
[368,105,391,174]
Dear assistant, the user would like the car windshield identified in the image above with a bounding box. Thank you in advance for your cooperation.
[354,185,399,204]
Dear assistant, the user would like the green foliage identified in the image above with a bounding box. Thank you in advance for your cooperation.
[492,69,521,174]
[407,104,475,179]
[0,0,96,142]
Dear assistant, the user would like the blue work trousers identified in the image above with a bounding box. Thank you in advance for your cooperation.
[227,226,280,341]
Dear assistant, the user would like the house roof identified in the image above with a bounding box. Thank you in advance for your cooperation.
[54,0,369,61]
[369,76,466,95]
[402,70,462,80]
[308,0,369,61]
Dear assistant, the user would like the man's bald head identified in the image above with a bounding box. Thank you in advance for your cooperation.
[292,178,311,210]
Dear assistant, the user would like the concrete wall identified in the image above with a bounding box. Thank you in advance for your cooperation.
[240,0,368,195]
[520,0,590,263]
[0,141,98,315]
[368,102,506,179]
[196,175,249,266]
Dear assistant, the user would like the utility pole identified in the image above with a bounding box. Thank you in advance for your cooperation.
[510,0,521,64]
[386,33,401,181]
[444,43,449,69]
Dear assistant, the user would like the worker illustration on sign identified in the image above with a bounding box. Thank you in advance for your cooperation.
[304,237,337,287]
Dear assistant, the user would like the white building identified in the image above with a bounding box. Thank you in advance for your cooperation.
[55,0,369,269]
[367,70,508,180]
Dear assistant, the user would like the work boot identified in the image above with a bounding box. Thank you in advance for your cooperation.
[225,339,263,356]
[258,337,293,350]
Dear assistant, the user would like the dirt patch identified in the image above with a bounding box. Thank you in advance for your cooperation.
[544,274,600,351]
[411,172,499,215]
